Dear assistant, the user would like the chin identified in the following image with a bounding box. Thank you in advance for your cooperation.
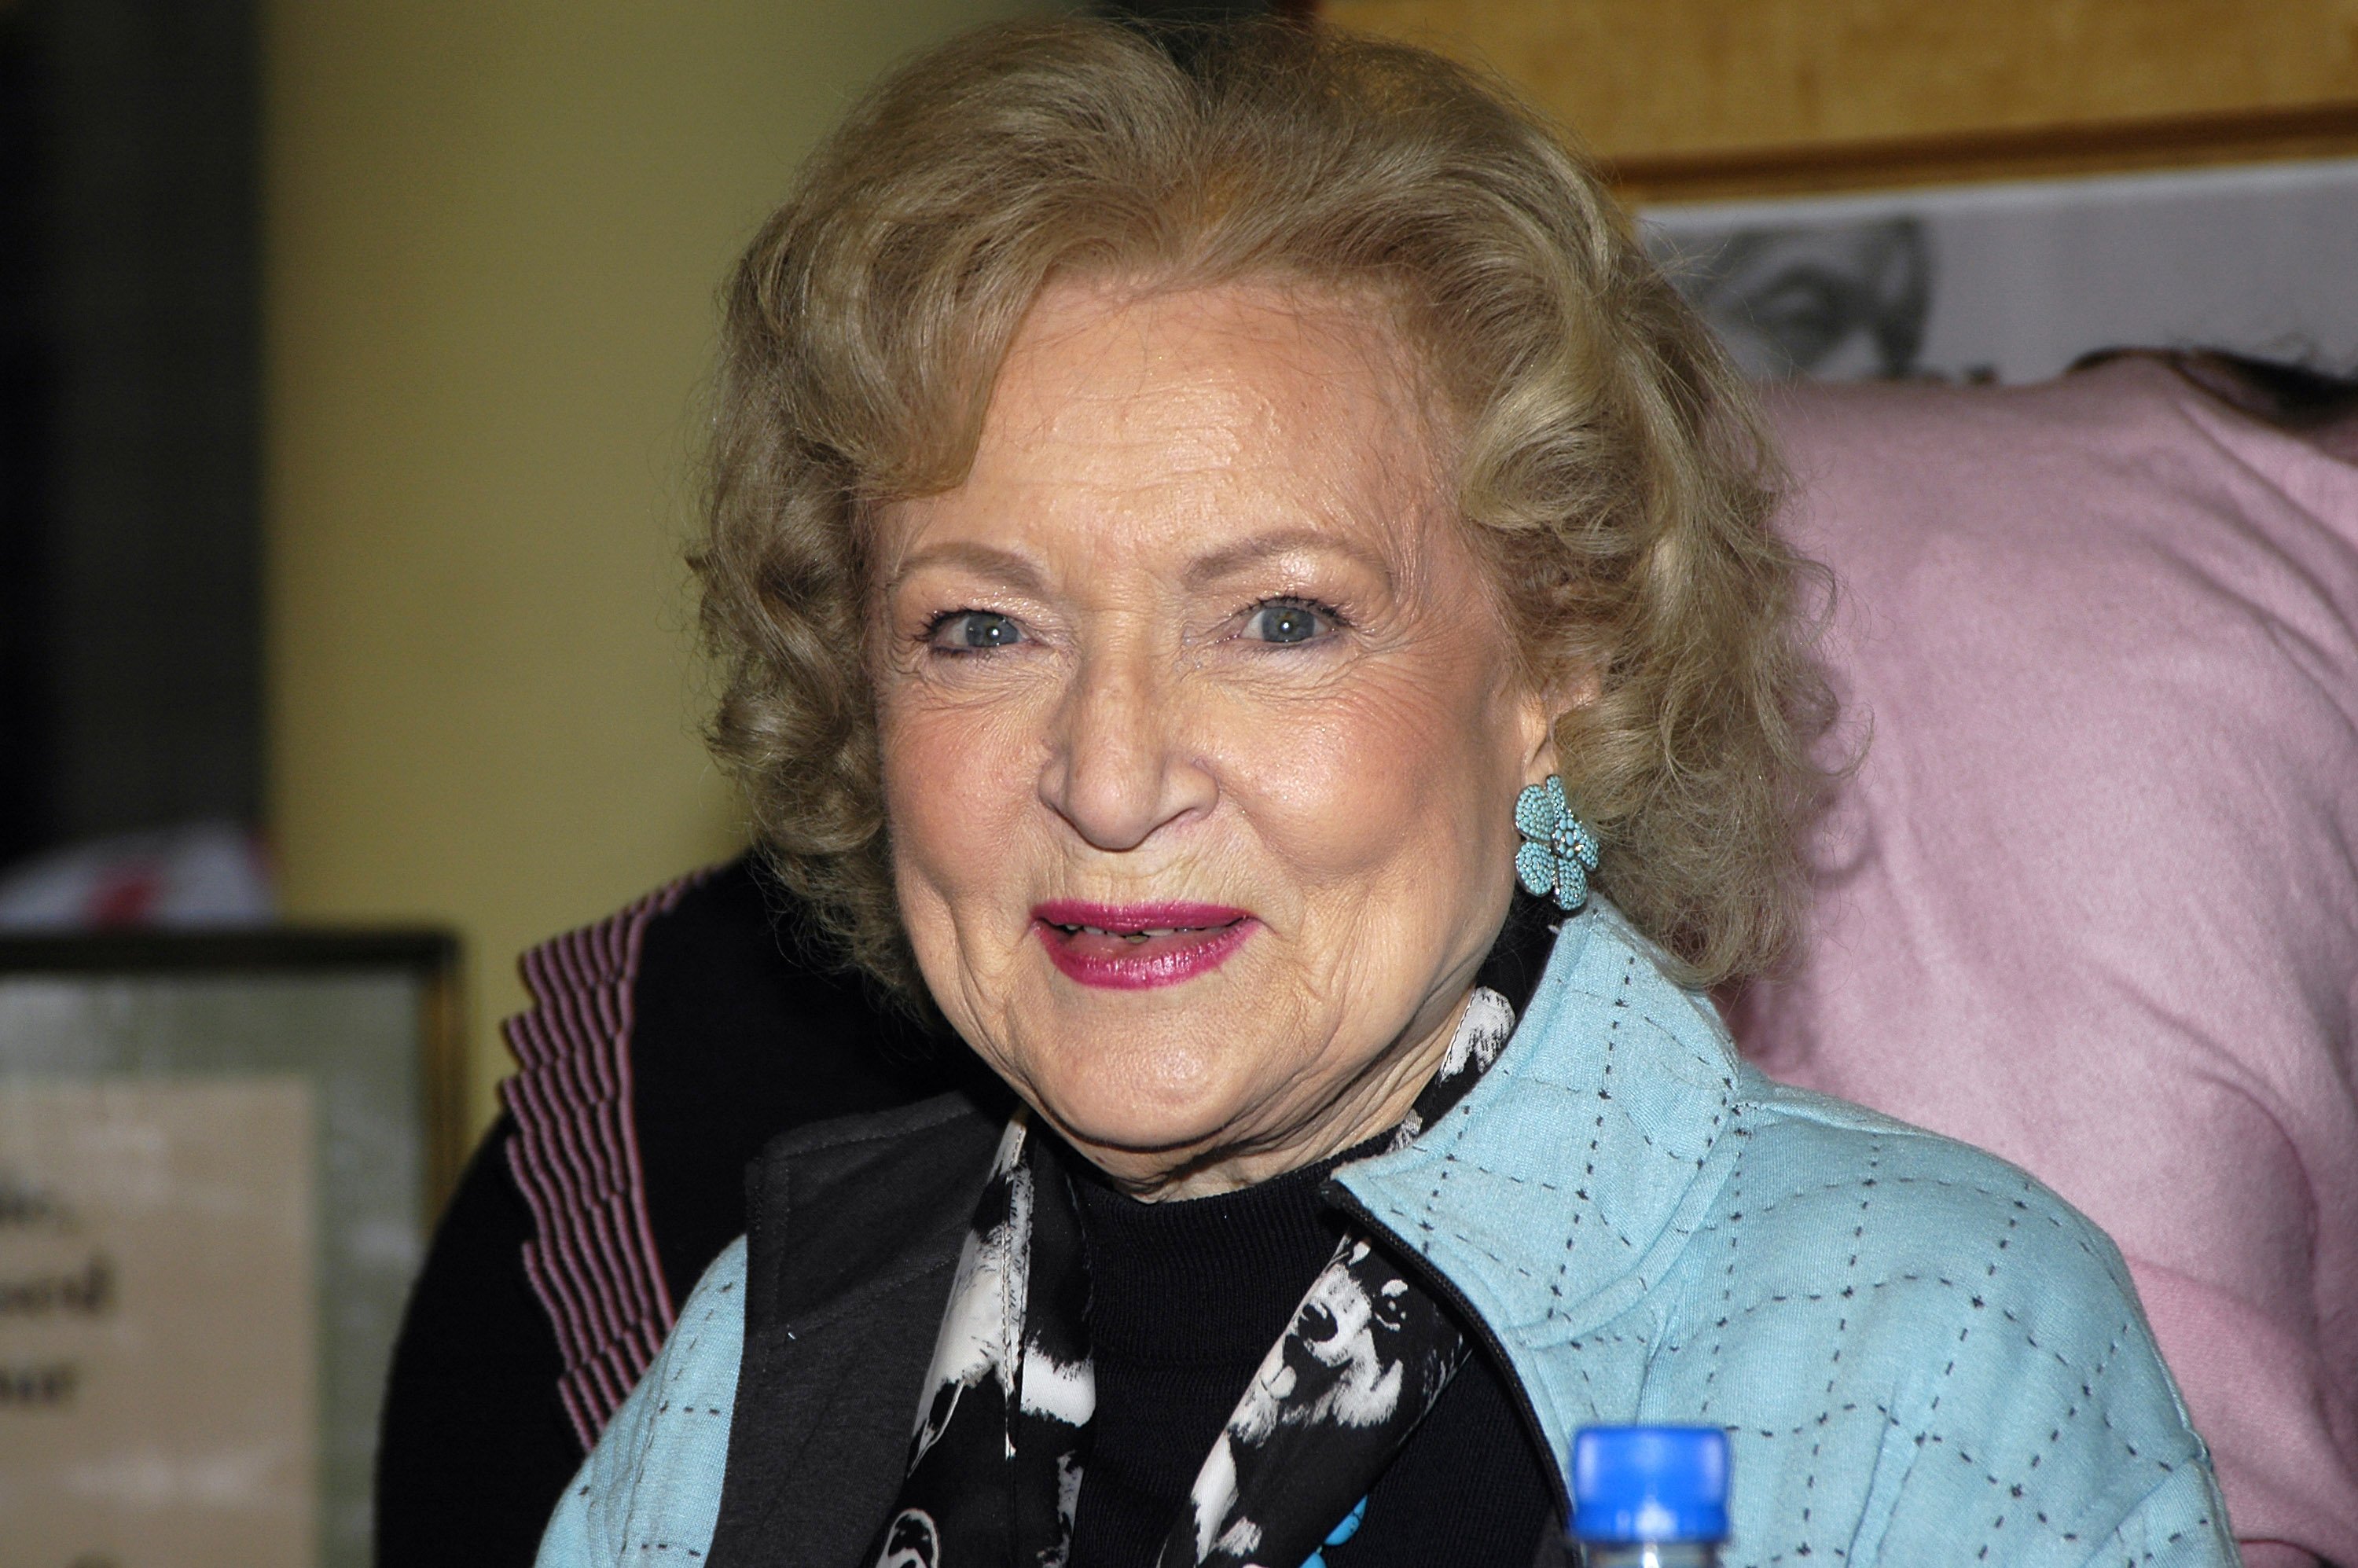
[1023,1028,1262,1163]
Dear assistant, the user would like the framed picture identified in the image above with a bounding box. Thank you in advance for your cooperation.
[1637,154,2358,384]
[0,930,462,1568]
[1313,0,2358,386]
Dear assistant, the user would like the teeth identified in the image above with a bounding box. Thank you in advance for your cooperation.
[1065,924,1199,939]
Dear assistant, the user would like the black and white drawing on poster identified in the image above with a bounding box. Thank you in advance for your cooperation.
[1641,156,2358,383]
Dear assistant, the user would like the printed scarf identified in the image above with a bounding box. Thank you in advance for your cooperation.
[871,988,1518,1568]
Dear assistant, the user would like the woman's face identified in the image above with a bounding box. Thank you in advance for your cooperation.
[872,278,1554,1196]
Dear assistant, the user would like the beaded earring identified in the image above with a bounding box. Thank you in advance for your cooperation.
[1514,775,1600,914]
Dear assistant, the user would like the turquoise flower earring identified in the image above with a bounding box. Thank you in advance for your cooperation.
[1515,775,1600,913]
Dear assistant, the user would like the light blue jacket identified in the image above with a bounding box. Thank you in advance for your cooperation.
[539,902,2238,1566]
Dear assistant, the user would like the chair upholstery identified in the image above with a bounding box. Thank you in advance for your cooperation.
[1732,358,2358,1566]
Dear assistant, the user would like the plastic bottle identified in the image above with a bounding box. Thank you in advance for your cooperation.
[1568,1425,1730,1568]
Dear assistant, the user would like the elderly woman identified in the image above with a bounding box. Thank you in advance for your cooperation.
[537,20,2231,1568]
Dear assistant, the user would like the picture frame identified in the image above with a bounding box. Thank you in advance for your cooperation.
[1310,1,2358,387]
[0,929,462,1568]
[1602,101,2358,204]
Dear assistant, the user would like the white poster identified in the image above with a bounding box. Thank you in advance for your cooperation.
[1643,156,2358,384]
[0,1079,317,1568]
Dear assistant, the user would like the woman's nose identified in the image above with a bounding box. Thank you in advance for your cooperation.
[1038,646,1213,852]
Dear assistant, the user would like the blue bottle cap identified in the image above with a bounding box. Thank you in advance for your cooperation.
[1570,1426,1730,1544]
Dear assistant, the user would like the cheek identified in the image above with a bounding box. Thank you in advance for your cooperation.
[1220,659,1519,894]
[877,694,1039,928]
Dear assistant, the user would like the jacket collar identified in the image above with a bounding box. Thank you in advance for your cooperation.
[1329,899,1746,1494]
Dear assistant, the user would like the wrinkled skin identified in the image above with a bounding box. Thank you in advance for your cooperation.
[872,277,1556,1199]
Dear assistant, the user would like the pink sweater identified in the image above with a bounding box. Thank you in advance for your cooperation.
[1734,359,2358,1566]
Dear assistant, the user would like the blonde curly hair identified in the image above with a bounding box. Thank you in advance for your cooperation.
[696,17,1832,999]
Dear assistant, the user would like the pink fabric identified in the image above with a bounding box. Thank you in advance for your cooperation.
[501,871,703,1449]
[1732,359,2358,1566]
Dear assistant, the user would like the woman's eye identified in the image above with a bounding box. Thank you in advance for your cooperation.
[1243,601,1332,645]
[927,611,1024,651]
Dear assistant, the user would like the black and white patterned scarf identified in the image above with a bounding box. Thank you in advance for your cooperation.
[871,988,1518,1568]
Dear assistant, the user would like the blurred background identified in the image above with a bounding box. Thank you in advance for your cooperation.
[1,0,2353,1140]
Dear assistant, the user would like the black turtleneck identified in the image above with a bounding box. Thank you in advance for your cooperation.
[1063,1138,1558,1568]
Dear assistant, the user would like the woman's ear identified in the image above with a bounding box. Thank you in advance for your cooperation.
[1516,663,1597,788]
[1516,692,1558,789]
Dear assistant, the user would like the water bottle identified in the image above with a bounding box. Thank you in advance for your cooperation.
[1569,1425,1730,1567]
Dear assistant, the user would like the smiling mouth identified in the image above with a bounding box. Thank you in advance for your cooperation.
[1030,902,1257,990]
[1047,920,1234,942]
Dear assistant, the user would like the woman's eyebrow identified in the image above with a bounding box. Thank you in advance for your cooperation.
[883,540,1047,597]
[1182,527,1393,590]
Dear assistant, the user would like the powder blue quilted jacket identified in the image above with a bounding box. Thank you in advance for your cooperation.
[538,902,2237,1566]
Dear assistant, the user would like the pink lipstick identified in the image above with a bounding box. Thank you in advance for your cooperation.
[1030,900,1257,990]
